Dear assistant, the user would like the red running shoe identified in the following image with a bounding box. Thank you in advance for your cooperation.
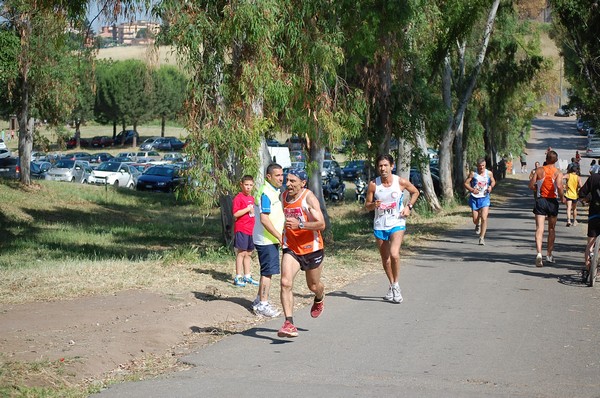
[310,299,324,318]
[277,320,298,338]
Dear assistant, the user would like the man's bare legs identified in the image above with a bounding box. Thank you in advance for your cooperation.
[280,254,301,318]
[376,231,405,284]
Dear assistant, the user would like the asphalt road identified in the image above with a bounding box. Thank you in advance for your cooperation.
[95,116,600,398]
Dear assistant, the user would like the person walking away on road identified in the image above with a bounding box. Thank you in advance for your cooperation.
[277,169,326,338]
[464,158,496,246]
[578,170,600,281]
[563,163,582,227]
[232,175,259,287]
[520,151,528,173]
[251,163,285,318]
[529,161,541,201]
[575,150,581,164]
[529,150,565,267]
[365,154,419,304]
[590,159,600,174]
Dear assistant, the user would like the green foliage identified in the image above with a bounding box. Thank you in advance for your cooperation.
[152,65,187,122]
[551,0,600,115]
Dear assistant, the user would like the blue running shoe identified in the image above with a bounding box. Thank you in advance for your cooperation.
[243,276,260,286]
[234,276,246,287]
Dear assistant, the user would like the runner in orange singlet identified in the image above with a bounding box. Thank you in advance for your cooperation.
[277,168,326,338]
[529,150,565,267]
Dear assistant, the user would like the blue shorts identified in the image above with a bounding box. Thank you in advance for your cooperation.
[374,226,405,241]
[255,244,280,276]
[234,232,255,251]
[469,195,491,211]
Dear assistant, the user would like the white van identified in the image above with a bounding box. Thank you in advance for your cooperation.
[267,146,291,169]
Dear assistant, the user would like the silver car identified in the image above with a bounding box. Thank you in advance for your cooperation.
[45,160,92,183]
[88,161,140,188]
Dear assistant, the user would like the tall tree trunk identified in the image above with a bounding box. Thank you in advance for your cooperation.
[161,116,166,137]
[415,122,442,211]
[395,137,411,180]
[377,51,392,155]
[439,55,454,199]
[439,0,500,200]
[16,16,32,186]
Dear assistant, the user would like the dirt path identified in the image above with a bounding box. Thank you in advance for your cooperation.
[0,289,259,385]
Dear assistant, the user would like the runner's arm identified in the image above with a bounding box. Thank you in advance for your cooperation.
[488,171,496,193]
[365,180,380,211]
[464,172,476,193]
[288,191,325,231]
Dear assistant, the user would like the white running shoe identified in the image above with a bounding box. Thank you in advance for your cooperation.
[392,285,403,304]
[254,302,281,318]
[478,237,485,246]
[384,285,394,301]
[251,297,260,312]
[546,254,554,263]
[535,253,543,267]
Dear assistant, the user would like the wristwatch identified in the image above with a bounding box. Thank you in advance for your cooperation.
[407,203,413,210]
[298,219,305,229]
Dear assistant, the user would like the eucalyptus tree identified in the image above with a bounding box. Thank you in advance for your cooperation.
[0,0,146,185]
[278,1,364,213]
[426,0,501,199]
[152,65,187,137]
[474,10,549,169]
[551,0,600,116]
[154,0,290,210]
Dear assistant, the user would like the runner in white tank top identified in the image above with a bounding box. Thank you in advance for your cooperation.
[365,154,420,304]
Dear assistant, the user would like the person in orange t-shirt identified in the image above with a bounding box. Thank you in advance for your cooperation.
[277,168,326,338]
[529,150,565,267]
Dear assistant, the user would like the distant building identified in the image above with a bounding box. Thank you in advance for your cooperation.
[98,20,160,46]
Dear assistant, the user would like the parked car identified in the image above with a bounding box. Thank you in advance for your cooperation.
[0,157,52,180]
[30,161,52,179]
[321,159,342,179]
[89,152,115,164]
[409,168,442,197]
[88,161,140,188]
[139,137,161,151]
[341,159,373,181]
[136,165,182,192]
[31,151,47,161]
[266,138,281,147]
[162,152,185,163]
[66,136,91,149]
[0,157,19,179]
[285,136,306,151]
[61,152,93,162]
[290,150,306,162]
[0,148,11,160]
[91,135,114,148]
[130,162,154,173]
[152,137,185,151]
[0,139,7,150]
[585,143,600,157]
[135,151,162,161]
[45,159,92,183]
[115,130,139,145]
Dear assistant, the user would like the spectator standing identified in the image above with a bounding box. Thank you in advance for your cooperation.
[529,150,565,267]
[251,164,284,318]
[232,175,259,287]
[277,169,326,338]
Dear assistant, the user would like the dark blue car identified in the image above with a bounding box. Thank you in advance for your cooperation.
[136,165,182,192]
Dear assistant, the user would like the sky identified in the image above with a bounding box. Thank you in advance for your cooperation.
[86,2,157,33]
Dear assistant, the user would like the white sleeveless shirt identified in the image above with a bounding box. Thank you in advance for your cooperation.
[373,175,406,231]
